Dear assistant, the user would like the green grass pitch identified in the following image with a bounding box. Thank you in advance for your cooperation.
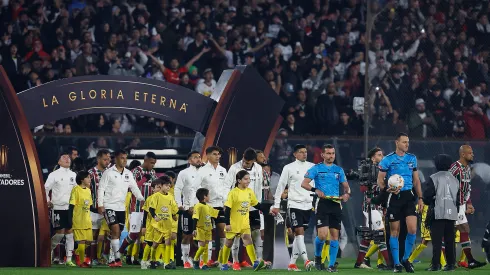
[1,259,489,275]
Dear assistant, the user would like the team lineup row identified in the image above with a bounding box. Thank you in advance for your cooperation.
[44,133,490,272]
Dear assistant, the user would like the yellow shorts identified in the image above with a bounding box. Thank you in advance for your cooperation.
[421,205,431,241]
[74,229,93,242]
[152,229,172,243]
[98,219,110,236]
[225,228,251,240]
[195,228,212,242]
[145,225,155,242]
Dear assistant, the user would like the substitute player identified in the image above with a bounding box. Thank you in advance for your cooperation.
[69,171,93,268]
[355,147,391,270]
[174,151,202,268]
[148,177,179,269]
[271,144,315,271]
[192,188,221,269]
[377,133,424,273]
[449,145,486,269]
[198,146,228,267]
[226,148,264,270]
[119,152,157,264]
[219,170,269,271]
[45,152,78,266]
[301,144,351,272]
[97,150,145,267]
[88,149,111,265]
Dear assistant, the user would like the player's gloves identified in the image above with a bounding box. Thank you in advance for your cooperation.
[143,174,152,181]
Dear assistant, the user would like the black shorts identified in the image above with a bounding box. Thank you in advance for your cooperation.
[386,190,417,222]
[315,199,342,230]
[214,207,226,224]
[249,210,261,229]
[52,210,71,230]
[104,209,125,227]
[181,211,194,235]
[288,208,312,230]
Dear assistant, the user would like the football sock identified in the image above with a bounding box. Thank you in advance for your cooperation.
[90,241,97,260]
[314,236,325,258]
[207,241,213,263]
[377,251,384,265]
[131,240,140,260]
[460,233,475,262]
[232,238,240,263]
[245,244,257,263]
[181,243,190,263]
[142,244,151,261]
[150,245,157,262]
[389,236,400,265]
[366,242,379,258]
[194,245,206,261]
[78,243,86,264]
[162,244,169,264]
[408,243,427,263]
[403,233,416,261]
[218,238,226,263]
[170,240,176,261]
[296,235,308,261]
[65,233,74,260]
[119,233,138,254]
[156,244,164,261]
[328,240,339,268]
[289,238,299,265]
[202,244,209,263]
[51,234,64,251]
[110,239,121,260]
[379,242,391,265]
[356,240,370,264]
[252,229,263,260]
[459,249,466,262]
[221,246,231,265]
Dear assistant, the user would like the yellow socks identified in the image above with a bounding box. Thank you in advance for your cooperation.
[131,241,140,258]
[245,244,257,263]
[97,241,103,259]
[78,243,86,263]
[142,244,151,261]
[164,244,171,264]
[377,251,384,265]
[459,249,466,262]
[408,244,427,263]
[150,246,157,261]
[156,244,165,261]
[194,246,206,261]
[366,243,379,258]
[170,240,176,261]
[321,242,330,264]
[221,246,231,265]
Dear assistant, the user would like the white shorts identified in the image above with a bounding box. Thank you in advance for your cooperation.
[91,212,104,230]
[455,204,468,225]
[260,213,264,230]
[363,210,384,230]
[129,212,144,233]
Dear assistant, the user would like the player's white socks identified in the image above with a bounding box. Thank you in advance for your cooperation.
[181,244,191,263]
[110,239,121,260]
[252,229,263,260]
[232,238,240,263]
[65,233,74,258]
[206,241,213,263]
[220,238,226,250]
[51,233,64,251]
[296,235,308,261]
[289,238,299,265]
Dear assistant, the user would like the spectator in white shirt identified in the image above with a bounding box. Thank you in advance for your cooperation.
[196,68,216,97]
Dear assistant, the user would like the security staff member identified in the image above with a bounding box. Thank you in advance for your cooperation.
[301,144,351,272]
[422,154,458,271]
[198,146,228,266]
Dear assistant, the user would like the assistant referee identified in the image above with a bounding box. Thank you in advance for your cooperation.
[377,133,424,273]
[301,144,351,272]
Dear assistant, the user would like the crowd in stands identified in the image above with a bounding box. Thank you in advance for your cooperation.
[1,0,490,139]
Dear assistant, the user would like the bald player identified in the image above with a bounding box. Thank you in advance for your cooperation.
[448,145,486,269]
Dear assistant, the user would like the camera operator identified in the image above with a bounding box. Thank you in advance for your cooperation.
[355,148,391,270]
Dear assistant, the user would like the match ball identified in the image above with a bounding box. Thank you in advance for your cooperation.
[388,174,404,190]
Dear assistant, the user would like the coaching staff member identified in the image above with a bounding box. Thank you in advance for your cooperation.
[377,133,424,273]
[98,149,145,267]
[423,154,458,271]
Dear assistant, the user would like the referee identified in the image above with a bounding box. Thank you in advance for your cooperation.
[377,133,424,273]
[301,144,351,272]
